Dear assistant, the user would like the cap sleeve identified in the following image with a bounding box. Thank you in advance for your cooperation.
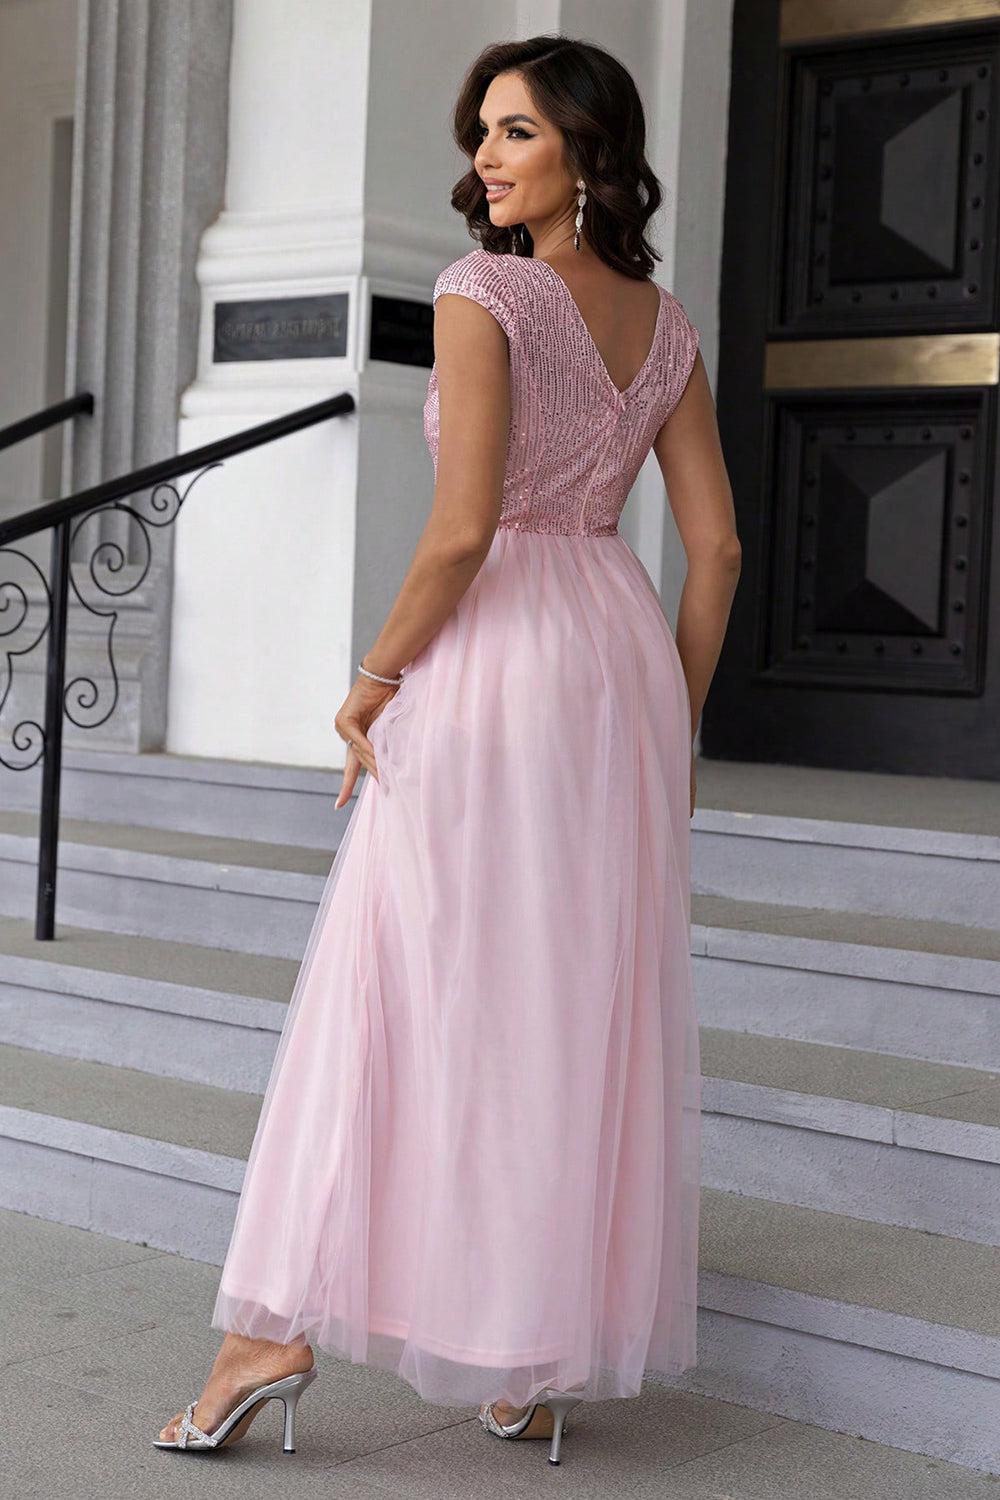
[432,250,518,344]
[661,292,700,418]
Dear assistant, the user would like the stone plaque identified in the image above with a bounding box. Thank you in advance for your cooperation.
[213,293,348,362]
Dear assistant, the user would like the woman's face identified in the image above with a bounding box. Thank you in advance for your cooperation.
[473,71,576,239]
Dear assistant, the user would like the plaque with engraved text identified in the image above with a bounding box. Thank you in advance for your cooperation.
[213,294,348,362]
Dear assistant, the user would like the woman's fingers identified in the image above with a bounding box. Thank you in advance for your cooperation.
[353,725,377,780]
[333,727,379,809]
[334,742,359,808]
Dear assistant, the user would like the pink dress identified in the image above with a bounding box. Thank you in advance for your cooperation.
[211,247,702,1408]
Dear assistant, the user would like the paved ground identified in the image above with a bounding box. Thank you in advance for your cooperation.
[1,1205,992,1500]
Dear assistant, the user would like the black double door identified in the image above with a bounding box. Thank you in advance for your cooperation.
[705,0,1000,779]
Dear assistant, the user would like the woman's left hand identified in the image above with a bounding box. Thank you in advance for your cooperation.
[333,675,399,807]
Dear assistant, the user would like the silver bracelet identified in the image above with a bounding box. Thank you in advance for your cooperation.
[358,661,404,686]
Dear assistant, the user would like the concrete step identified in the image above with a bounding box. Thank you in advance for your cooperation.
[693,808,1000,931]
[0,1041,252,1262]
[0,1041,995,1474]
[5,747,996,840]
[5,906,997,1246]
[1,747,348,849]
[686,1187,1000,1476]
[692,736,1000,934]
[6,908,998,1245]
[6,753,998,930]
[5,798,999,968]
[0,809,329,957]
[693,894,1000,1070]
[700,1026,1000,1244]
[695,758,1000,837]
[3,887,997,1092]
[0,914,294,1091]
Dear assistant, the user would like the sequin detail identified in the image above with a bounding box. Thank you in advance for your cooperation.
[424,247,699,538]
[177,1401,219,1447]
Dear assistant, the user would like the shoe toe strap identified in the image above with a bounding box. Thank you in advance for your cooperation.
[178,1400,219,1447]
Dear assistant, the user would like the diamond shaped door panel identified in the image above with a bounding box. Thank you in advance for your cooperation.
[781,32,998,332]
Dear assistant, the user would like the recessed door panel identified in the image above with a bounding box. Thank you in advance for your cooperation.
[705,1,1000,777]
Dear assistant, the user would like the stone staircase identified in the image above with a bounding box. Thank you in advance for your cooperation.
[1,750,998,1475]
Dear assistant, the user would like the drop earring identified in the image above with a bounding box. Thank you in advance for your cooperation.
[574,179,587,251]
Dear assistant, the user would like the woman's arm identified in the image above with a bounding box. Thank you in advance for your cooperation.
[652,351,741,746]
[333,291,510,806]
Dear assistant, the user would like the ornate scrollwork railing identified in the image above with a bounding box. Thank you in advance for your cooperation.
[1,464,221,770]
[0,546,50,771]
[0,390,355,937]
[0,394,95,772]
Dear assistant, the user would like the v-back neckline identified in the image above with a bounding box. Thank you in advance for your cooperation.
[525,256,664,400]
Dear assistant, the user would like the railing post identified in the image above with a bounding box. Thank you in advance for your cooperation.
[35,518,71,939]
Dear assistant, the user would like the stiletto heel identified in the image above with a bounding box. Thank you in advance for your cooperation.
[478,1386,584,1465]
[540,1391,581,1465]
[281,1375,310,1452]
[153,1366,318,1452]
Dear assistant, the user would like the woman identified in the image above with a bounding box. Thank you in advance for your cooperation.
[155,34,739,1468]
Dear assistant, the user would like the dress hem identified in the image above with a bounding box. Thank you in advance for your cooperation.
[210,1288,697,1406]
[215,1283,608,1366]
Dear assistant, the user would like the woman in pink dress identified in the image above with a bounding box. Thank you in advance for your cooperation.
[155,35,739,1468]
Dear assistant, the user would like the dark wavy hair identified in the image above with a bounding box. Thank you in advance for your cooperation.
[448,35,665,280]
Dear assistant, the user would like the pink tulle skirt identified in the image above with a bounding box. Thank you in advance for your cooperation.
[210,526,701,1408]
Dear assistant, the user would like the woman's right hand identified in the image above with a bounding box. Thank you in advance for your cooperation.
[333,674,399,806]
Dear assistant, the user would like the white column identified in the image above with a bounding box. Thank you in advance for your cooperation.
[168,0,373,768]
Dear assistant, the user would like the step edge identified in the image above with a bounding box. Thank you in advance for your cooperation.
[703,1077,1000,1165]
[0,954,288,1025]
[699,1269,1000,1379]
[693,921,1000,993]
[0,1103,245,1189]
[694,809,1000,862]
[0,833,327,897]
[10,745,342,791]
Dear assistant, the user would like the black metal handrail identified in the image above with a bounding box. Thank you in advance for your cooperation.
[0,392,352,547]
[0,390,355,939]
[0,392,94,456]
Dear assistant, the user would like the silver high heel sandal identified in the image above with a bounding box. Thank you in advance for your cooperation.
[153,1367,318,1453]
[478,1388,583,1465]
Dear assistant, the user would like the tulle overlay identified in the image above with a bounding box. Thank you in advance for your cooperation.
[211,525,701,1407]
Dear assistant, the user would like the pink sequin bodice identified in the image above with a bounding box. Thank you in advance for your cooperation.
[423,247,699,537]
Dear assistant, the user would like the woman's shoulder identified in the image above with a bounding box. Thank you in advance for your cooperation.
[654,286,700,403]
[432,246,516,301]
[658,285,700,351]
[432,247,519,340]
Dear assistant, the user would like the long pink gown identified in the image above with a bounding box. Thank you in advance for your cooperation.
[211,246,702,1409]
